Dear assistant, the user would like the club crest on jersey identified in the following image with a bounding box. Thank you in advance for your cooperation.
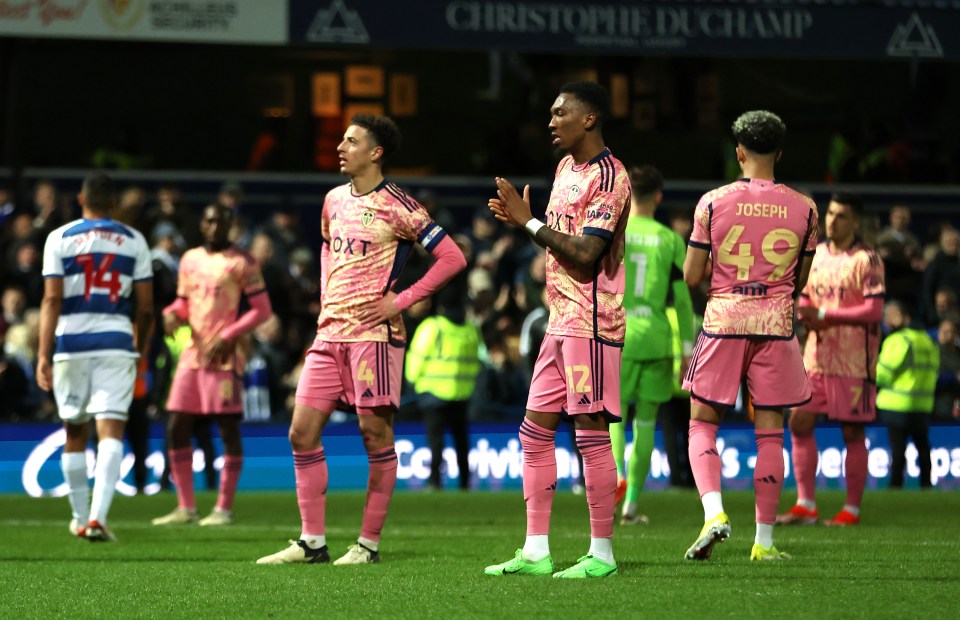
[567,185,580,204]
[361,210,376,227]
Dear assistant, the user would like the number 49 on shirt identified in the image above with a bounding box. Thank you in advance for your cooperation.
[718,226,801,281]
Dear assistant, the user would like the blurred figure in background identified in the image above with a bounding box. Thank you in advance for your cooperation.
[922,226,960,327]
[877,301,938,489]
[152,203,271,528]
[780,192,884,529]
[876,205,923,310]
[406,282,481,490]
[934,317,960,420]
[38,172,154,542]
[611,165,694,526]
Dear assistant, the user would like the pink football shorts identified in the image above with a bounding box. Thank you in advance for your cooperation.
[296,339,403,414]
[802,372,877,422]
[682,334,811,410]
[167,368,243,415]
[527,334,622,420]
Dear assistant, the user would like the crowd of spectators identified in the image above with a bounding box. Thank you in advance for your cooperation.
[1,178,959,427]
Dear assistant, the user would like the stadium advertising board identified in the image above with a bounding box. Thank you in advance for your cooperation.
[0,0,286,44]
[289,0,958,59]
[4,422,959,497]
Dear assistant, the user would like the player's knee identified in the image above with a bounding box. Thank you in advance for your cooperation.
[360,427,389,450]
[288,426,316,452]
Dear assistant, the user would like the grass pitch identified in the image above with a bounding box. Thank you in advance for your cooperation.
[1,489,958,619]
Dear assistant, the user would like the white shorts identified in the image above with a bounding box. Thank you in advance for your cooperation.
[53,357,136,424]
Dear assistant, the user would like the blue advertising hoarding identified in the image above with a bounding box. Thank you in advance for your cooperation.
[3,422,959,497]
[289,0,959,60]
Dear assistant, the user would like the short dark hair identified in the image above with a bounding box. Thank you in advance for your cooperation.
[830,191,864,217]
[81,172,116,212]
[560,81,610,130]
[351,114,402,163]
[629,165,663,198]
[732,110,786,154]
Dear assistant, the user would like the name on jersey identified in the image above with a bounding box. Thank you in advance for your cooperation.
[547,209,575,233]
[626,233,662,246]
[331,236,371,256]
[69,229,127,248]
[732,283,769,296]
[736,202,788,219]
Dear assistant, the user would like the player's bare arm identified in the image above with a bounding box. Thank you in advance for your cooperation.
[36,277,64,392]
[133,280,154,359]
[683,246,711,288]
[489,176,608,271]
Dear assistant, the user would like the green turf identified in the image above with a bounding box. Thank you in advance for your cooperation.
[1,489,958,618]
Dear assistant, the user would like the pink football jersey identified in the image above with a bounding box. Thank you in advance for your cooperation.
[543,148,631,344]
[176,246,266,371]
[801,242,885,378]
[690,178,818,338]
[316,180,443,343]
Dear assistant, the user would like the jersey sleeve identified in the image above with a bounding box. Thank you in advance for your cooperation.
[41,232,63,278]
[688,195,712,250]
[859,249,886,298]
[133,233,153,282]
[582,170,629,240]
[393,196,447,251]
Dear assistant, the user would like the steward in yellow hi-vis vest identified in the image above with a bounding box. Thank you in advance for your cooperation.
[877,301,939,488]
[405,283,481,490]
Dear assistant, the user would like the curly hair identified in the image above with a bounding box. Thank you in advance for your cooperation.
[351,114,402,163]
[731,110,786,155]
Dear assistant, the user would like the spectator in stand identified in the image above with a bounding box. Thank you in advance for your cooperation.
[921,226,960,327]
[115,186,149,234]
[10,241,44,308]
[286,246,321,354]
[515,251,546,314]
[934,317,960,420]
[3,322,43,419]
[2,213,41,278]
[31,179,66,237]
[144,183,201,248]
[0,347,29,421]
[256,206,303,270]
[468,209,499,257]
[0,184,14,229]
[217,181,244,212]
[249,233,292,326]
[876,205,924,310]
[926,288,959,339]
[1,286,27,338]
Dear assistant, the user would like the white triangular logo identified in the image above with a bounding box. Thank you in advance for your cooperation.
[886,12,943,58]
[306,0,370,44]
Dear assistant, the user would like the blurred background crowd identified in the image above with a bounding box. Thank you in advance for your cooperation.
[2,174,958,432]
